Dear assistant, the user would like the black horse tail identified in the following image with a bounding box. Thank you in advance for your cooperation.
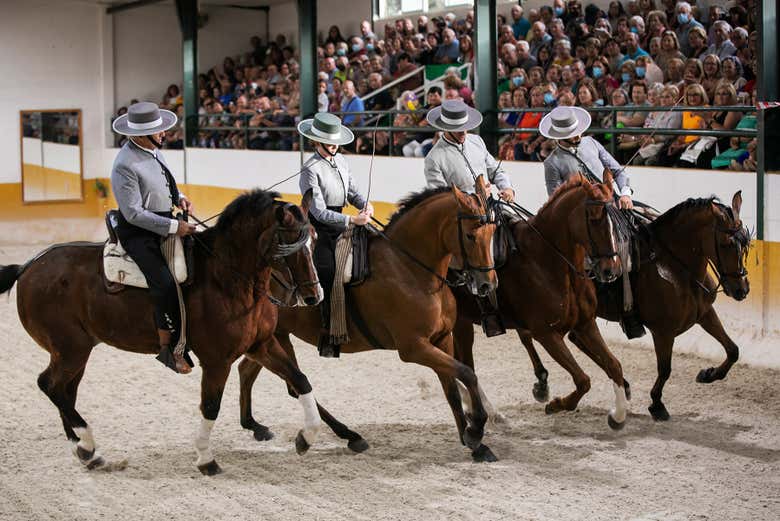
[0,265,22,295]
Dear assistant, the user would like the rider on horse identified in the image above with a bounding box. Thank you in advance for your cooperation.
[111,102,197,374]
[423,99,516,338]
[297,113,374,358]
[540,106,644,338]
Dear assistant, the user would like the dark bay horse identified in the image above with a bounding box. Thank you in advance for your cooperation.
[0,190,324,475]
[238,182,503,462]
[452,174,632,429]
[518,191,750,421]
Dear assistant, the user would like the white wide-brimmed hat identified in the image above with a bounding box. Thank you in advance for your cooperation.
[112,102,178,136]
[426,99,483,132]
[297,113,355,146]
[539,106,592,140]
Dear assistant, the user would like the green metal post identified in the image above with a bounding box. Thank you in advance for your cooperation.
[176,0,198,148]
[298,0,317,121]
[756,0,778,241]
[474,0,498,153]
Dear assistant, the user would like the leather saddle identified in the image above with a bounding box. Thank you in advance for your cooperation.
[341,224,371,286]
[103,210,194,293]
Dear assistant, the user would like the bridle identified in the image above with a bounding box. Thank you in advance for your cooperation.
[709,221,749,294]
[456,209,496,274]
[584,199,620,266]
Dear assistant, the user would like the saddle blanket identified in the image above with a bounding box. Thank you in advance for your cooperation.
[103,236,187,288]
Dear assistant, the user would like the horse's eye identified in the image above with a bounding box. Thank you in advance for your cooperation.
[466,233,476,242]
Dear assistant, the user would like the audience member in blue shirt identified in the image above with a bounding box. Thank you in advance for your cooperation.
[510,5,531,40]
[340,80,364,126]
[434,29,461,64]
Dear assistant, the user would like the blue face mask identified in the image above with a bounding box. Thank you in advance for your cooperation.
[630,27,639,34]
[677,13,689,25]
[621,72,631,82]
[336,49,346,56]
[635,66,646,77]
[352,44,361,52]
[595,98,605,106]
[366,43,375,52]
[512,76,525,86]
[592,66,604,78]
[543,92,555,105]
[554,7,564,16]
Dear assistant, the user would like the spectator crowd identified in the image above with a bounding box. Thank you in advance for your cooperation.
[114,0,759,171]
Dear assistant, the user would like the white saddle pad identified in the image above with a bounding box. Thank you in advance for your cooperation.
[103,236,188,288]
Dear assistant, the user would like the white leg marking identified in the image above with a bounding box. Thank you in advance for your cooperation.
[194,418,215,467]
[299,392,320,445]
[609,382,629,424]
[74,426,96,452]
[457,381,473,415]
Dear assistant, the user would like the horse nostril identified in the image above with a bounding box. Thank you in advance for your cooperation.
[303,296,318,306]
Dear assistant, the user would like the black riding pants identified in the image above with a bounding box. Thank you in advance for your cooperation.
[310,208,344,305]
[116,216,181,343]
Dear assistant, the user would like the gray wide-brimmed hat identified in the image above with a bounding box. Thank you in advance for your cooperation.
[539,106,592,140]
[297,113,354,146]
[426,99,483,132]
[112,101,178,136]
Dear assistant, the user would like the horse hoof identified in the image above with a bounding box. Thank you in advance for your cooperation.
[295,431,311,455]
[623,379,632,401]
[198,460,222,476]
[471,444,498,463]
[545,398,563,415]
[253,425,275,442]
[533,382,550,403]
[696,368,717,384]
[607,413,625,431]
[462,427,483,451]
[648,403,670,422]
[347,438,370,453]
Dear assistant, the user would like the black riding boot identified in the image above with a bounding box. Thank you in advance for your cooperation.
[476,295,506,337]
[317,301,340,358]
[620,310,646,339]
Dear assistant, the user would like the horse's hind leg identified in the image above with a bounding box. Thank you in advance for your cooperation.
[534,332,591,415]
[37,345,109,469]
[695,307,739,384]
[518,330,550,403]
[568,321,629,430]
[238,357,274,441]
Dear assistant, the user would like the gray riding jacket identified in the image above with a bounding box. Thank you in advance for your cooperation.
[299,151,367,230]
[111,140,181,237]
[424,134,512,193]
[543,137,631,197]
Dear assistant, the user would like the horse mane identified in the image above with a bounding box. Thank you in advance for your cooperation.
[650,196,723,230]
[385,186,452,231]
[215,189,280,232]
[536,175,610,217]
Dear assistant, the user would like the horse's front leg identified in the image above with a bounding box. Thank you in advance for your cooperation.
[246,336,321,455]
[568,320,629,430]
[518,329,550,403]
[399,336,496,463]
[196,362,231,475]
[695,306,740,384]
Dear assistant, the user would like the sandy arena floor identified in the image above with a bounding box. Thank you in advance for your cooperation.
[0,244,779,521]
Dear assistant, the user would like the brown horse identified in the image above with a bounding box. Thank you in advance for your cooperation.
[237,182,503,462]
[452,174,631,429]
[0,190,325,475]
[517,191,750,421]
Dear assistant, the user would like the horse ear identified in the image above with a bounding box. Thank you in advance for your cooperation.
[731,190,742,219]
[450,183,470,209]
[275,204,296,227]
[301,189,314,217]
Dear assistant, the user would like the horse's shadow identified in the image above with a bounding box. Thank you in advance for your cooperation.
[496,401,780,463]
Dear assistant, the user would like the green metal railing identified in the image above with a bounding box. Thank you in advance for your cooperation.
[193,105,757,159]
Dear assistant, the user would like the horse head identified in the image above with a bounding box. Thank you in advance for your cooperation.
[574,171,623,283]
[451,183,498,297]
[265,189,323,307]
[710,190,750,301]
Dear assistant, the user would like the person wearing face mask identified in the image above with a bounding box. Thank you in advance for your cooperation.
[541,106,645,338]
[111,102,197,374]
[298,113,374,357]
[424,100,515,337]
[674,1,703,56]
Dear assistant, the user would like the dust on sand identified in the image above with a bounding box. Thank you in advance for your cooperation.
[1,245,778,521]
